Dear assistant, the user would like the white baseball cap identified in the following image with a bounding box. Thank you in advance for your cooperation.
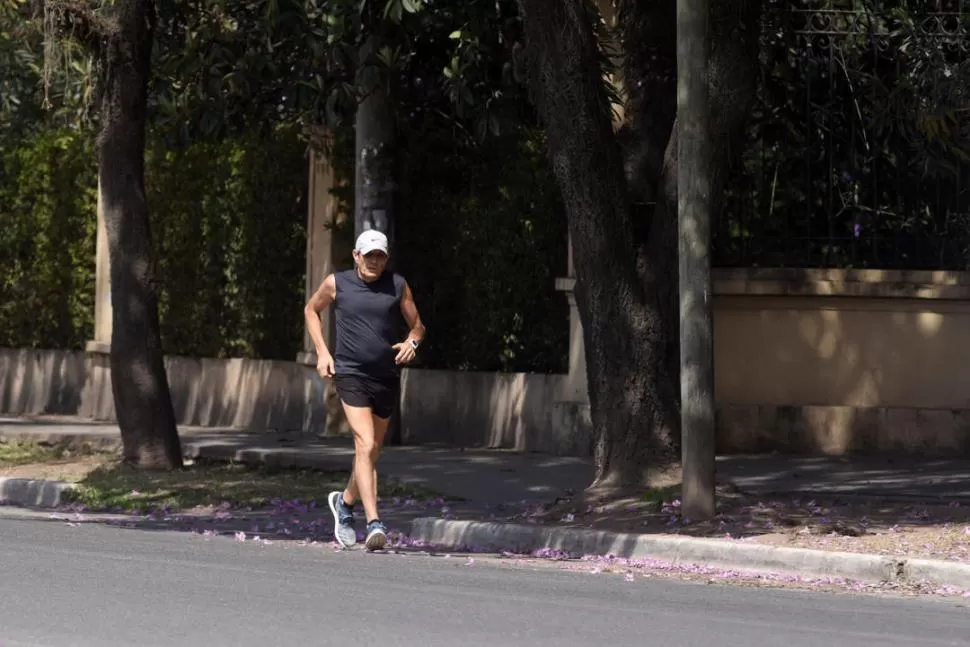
[355,229,389,255]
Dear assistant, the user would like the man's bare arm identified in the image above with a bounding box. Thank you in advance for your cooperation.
[393,281,426,365]
[304,274,336,359]
[400,281,426,345]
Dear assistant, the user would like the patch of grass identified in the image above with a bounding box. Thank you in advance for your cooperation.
[0,440,105,467]
[639,484,681,507]
[4,440,454,512]
[63,458,450,513]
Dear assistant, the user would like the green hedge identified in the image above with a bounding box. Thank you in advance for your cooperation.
[145,125,308,360]
[0,125,308,360]
[0,128,97,349]
[0,124,568,372]
[396,127,569,374]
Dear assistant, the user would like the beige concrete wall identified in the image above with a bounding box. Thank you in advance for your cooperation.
[0,348,324,433]
[715,270,970,409]
[713,268,970,455]
[5,268,970,456]
[715,296,970,408]
[0,348,88,416]
[0,347,587,453]
[399,369,591,455]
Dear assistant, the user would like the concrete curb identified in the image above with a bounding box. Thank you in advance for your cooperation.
[408,518,970,590]
[0,477,76,507]
[904,558,970,590]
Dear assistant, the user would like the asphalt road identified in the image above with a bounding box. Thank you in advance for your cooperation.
[1,511,969,647]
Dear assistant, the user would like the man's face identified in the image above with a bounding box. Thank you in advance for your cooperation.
[355,249,388,281]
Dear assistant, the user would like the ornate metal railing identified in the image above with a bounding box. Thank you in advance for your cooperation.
[714,0,970,270]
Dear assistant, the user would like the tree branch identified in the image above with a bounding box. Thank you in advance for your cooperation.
[617,0,677,207]
[38,0,119,47]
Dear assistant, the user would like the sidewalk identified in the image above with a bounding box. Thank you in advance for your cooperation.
[4,415,970,594]
[4,415,970,504]
[0,416,592,505]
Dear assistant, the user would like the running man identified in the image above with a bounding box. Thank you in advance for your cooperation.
[303,229,426,551]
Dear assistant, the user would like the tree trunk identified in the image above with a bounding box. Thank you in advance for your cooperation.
[517,0,761,490]
[678,0,716,519]
[96,0,183,469]
[354,21,402,445]
[705,0,762,217]
[355,33,397,245]
[651,0,761,236]
[518,0,679,489]
[649,0,762,384]
[618,0,681,402]
[617,0,677,208]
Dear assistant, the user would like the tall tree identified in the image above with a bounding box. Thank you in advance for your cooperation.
[42,0,183,468]
[354,8,398,243]
[516,0,760,489]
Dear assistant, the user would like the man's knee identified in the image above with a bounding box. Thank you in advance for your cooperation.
[353,434,379,460]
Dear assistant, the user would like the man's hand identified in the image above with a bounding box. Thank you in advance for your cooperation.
[316,352,335,378]
[392,340,417,365]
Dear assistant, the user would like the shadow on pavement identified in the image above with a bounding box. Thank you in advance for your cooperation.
[716,453,970,500]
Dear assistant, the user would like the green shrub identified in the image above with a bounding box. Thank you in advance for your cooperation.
[0,128,97,349]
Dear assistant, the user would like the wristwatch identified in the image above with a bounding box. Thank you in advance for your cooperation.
[409,338,420,350]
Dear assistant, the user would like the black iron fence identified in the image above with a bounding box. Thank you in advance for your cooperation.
[714,0,970,270]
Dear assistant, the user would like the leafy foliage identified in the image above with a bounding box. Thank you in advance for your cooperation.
[143,0,567,370]
[0,0,568,372]
[718,0,970,269]
[145,124,309,360]
[0,127,97,349]
[396,124,569,373]
[0,123,309,358]
[148,0,529,143]
[0,0,93,136]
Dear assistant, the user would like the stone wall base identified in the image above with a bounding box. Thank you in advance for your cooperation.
[718,404,970,456]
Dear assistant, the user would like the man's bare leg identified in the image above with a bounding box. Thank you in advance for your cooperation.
[342,412,390,511]
[338,403,384,524]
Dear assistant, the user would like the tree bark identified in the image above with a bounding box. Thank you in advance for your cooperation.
[354,20,402,445]
[618,0,682,403]
[517,0,761,490]
[96,0,183,469]
[677,1,761,517]
[518,0,679,489]
[617,0,677,208]
[705,0,762,218]
[678,0,716,520]
[649,0,762,386]
[355,32,397,246]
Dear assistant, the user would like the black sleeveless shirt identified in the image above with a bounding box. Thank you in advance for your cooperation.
[333,269,407,381]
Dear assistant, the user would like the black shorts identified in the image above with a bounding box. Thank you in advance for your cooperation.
[333,374,399,419]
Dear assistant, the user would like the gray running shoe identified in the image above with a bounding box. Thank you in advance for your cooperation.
[328,491,357,548]
[364,519,387,551]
